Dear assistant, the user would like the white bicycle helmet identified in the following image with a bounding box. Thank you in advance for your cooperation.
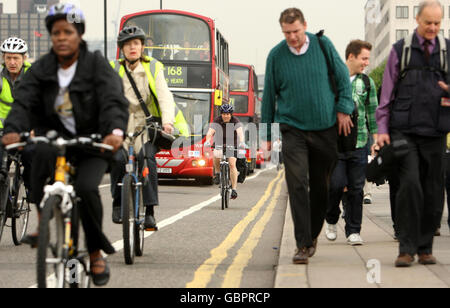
[1,37,28,54]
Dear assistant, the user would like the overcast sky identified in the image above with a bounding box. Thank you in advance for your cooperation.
[2,0,367,74]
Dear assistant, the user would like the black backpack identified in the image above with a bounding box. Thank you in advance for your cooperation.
[237,158,248,183]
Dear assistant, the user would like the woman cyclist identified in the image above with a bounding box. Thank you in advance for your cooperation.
[1,3,129,286]
[205,103,245,200]
[109,26,177,230]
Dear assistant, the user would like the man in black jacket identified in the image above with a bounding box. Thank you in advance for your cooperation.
[1,3,129,286]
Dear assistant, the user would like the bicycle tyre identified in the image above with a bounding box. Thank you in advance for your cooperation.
[225,164,230,209]
[11,169,30,245]
[135,186,145,257]
[68,203,91,288]
[37,195,65,288]
[0,175,10,243]
[122,174,136,265]
[221,164,227,210]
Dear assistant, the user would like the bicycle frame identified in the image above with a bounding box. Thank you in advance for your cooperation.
[40,149,76,256]
[124,142,143,224]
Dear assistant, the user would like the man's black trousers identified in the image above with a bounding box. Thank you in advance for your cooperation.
[391,131,446,256]
[281,124,338,249]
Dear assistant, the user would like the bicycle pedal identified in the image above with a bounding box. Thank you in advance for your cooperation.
[145,226,158,232]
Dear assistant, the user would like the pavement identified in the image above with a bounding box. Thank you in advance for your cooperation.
[274,183,450,288]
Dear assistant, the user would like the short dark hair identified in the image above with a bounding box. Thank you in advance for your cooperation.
[345,40,372,60]
[279,8,305,25]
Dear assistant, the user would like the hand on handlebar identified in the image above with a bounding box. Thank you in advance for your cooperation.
[163,123,174,135]
[102,134,123,153]
[2,132,21,146]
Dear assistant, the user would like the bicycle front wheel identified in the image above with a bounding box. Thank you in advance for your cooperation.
[37,195,65,288]
[0,176,10,243]
[135,186,145,257]
[122,174,136,265]
[221,166,227,211]
[225,165,230,209]
[11,174,30,245]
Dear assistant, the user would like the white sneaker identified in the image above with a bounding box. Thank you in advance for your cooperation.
[347,233,363,246]
[325,223,337,241]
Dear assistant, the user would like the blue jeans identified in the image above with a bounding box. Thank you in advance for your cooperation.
[326,147,368,237]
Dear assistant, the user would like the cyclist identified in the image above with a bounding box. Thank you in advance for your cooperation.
[205,103,245,199]
[0,37,33,190]
[1,3,129,286]
[110,26,184,230]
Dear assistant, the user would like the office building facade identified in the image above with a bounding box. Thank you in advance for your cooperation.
[0,0,58,61]
[365,0,450,71]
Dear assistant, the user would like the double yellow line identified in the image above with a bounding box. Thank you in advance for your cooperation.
[186,169,285,288]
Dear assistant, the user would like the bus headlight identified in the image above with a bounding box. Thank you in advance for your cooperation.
[192,159,206,167]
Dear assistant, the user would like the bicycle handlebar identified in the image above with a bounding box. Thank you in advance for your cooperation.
[5,132,114,152]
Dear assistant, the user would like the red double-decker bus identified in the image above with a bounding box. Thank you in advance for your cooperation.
[229,63,260,173]
[118,10,230,184]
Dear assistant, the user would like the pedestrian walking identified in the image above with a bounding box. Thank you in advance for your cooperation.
[261,7,354,265]
[376,0,450,267]
[325,40,378,245]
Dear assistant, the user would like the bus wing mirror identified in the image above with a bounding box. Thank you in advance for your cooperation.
[215,90,223,106]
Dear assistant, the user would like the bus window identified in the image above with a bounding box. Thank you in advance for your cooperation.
[230,95,249,114]
[172,92,211,140]
[230,66,250,92]
[124,14,211,62]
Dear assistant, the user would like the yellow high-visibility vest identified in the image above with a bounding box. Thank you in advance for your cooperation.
[0,61,31,129]
[110,56,190,137]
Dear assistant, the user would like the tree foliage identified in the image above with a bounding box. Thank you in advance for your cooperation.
[368,60,387,91]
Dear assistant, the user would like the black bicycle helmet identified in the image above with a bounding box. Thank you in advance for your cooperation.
[45,3,86,34]
[220,104,234,114]
[117,26,146,49]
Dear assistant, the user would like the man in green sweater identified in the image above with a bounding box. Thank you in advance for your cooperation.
[261,8,354,264]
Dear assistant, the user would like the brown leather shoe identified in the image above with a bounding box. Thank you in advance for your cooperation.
[418,254,437,265]
[395,253,414,267]
[308,239,318,258]
[293,247,309,265]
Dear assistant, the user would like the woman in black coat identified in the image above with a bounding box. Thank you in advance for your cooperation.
[2,4,129,286]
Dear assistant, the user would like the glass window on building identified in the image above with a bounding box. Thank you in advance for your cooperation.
[396,29,409,41]
[414,6,420,17]
[396,6,409,19]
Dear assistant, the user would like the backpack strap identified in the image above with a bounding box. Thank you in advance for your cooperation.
[437,33,448,73]
[361,74,371,106]
[400,34,414,73]
[401,33,448,73]
[315,30,338,103]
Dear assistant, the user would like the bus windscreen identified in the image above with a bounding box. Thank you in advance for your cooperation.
[124,14,211,62]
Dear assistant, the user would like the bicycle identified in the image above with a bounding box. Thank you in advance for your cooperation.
[215,145,239,210]
[0,147,32,245]
[118,126,149,265]
[6,132,113,288]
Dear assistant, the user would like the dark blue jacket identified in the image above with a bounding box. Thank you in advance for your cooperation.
[390,35,450,136]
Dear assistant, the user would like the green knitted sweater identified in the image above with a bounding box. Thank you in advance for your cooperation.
[261,32,354,140]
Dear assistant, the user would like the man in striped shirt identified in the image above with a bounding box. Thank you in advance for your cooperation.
[325,40,378,246]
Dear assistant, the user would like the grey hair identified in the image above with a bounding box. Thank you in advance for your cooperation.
[416,0,444,17]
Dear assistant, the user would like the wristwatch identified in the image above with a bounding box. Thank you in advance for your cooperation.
[112,128,124,137]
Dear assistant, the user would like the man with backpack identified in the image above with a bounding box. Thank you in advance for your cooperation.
[377,0,449,267]
[261,7,354,265]
[324,40,378,245]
